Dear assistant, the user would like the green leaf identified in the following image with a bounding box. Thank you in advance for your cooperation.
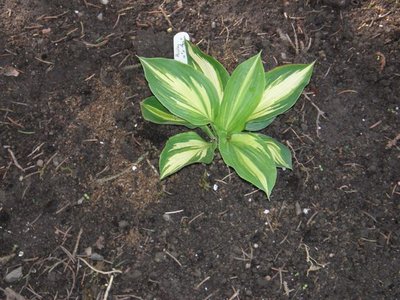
[247,62,314,124]
[185,41,229,102]
[216,53,265,133]
[219,132,277,197]
[245,117,275,131]
[139,57,219,126]
[159,132,216,179]
[259,135,292,169]
[140,96,196,128]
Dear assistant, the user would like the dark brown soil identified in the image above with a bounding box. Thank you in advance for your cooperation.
[1,0,399,299]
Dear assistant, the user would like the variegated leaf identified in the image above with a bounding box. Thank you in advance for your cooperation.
[159,132,216,179]
[140,96,196,128]
[247,62,314,124]
[259,135,292,169]
[219,132,277,197]
[245,117,275,131]
[216,53,265,133]
[139,57,219,126]
[185,41,229,101]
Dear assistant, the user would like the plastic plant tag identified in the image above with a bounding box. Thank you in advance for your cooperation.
[173,32,190,64]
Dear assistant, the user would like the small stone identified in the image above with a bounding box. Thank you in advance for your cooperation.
[162,214,172,222]
[129,269,142,280]
[90,253,104,261]
[36,159,44,167]
[84,247,92,256]
[118,220,129,229]
[97,13,103,21]
[154,252,165,262]
[4,266,23,283]
[100,0,108,4]
[256,276,268,287]
[211,21,216,29]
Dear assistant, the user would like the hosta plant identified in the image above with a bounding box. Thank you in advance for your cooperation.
[139,41,314,197]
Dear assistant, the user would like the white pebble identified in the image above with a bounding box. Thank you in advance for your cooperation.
[100,0,109,4]
[303,208,311,215]
[132,165,137,171]
[263,209,270,214]
[213,184,218,191]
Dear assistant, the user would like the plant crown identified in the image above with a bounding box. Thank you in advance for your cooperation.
[139,41,314,197]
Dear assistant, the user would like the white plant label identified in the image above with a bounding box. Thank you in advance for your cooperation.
[173,32,190,64]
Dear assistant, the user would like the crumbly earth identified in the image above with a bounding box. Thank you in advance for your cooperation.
[1,0,399,299]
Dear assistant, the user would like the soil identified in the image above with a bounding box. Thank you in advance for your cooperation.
[1,0,399,299]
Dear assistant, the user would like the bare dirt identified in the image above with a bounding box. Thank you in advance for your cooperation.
[1,0,399,299]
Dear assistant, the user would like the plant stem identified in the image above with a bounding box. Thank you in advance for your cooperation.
[201,125,216,140]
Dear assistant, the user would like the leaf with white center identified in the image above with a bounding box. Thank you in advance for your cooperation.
[245,117,275,131]
[216,53,265,133]
[259,135,292,169]
[185,41,229,102]
[159,132,216,179]
[140,96,196,128]
[139,57,219,126]
[219,132,277,198]
[247,62,315,125]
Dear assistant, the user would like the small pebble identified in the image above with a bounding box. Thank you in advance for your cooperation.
[154,252,165,262]
[97,12,103,21]
[162,213,171,222]
[213,184,218,191]
[211,21,216,29]
[90,253,104,261]
[37,159,44,167]
[4,266,23,283]
[129,269,142,279]
[100,0,108,4]
[118,220,129,229]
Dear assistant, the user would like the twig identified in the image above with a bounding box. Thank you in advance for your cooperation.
[7,148,24,171]
[78,257,122,275]
[103,275,114,300]
[164,209,184,215]
[82,39,109,48]
[158,2,173,28]
[195,276,210,290]
[164,250,182,267]
[303,92,327,137]
[188,212,204,224]
[228,288,240,300]
[40,151,58,177]
[96,152,148,184]
[386,133,400,149]
[35,57,54,65]
[72,228,83,258]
